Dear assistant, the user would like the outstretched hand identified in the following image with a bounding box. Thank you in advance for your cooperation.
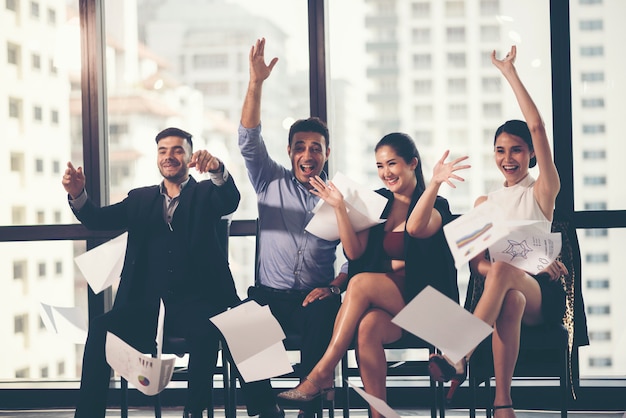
[188,150,221,174]
[62,161,86,199]
[249,37,278,83]
[491,45,517,74]
[309,176,344,208]
[431,150,470,188]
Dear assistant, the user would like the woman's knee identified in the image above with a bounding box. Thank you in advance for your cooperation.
[500,289,526,320]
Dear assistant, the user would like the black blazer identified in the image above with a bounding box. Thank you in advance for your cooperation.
[348,187,459,304]
[72,175,242,313]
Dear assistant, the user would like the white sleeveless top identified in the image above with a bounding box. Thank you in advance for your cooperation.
[486,174,552,233]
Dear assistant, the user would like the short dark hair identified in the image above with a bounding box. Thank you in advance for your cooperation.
[494,120,536,168]
[155,127,193,150]
[288,117,329,148]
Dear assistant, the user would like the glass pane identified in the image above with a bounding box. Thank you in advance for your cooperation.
[577,226,626,377]
[570,0,626,378]
[328,0,552,304]
[103,0,308,308]
[0,240,87,381]
[105,0,309,216]
[3,1,82,227]
[571,0,625,212]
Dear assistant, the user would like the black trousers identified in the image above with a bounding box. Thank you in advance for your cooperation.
[237,285,341,415]
[74,302,221,418]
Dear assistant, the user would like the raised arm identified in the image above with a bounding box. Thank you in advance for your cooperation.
[492,46,560,217]
[406,151,469,238]
[241,37,278,129]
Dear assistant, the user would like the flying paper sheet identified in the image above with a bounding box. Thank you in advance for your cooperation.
[39,302,88,344]
[74,231,127,294]
[305,172,388,241]
[392,286,492,364]
[105,300,175,396]
[210,300,292,383]
[443,201,509,269]
[348,381,401,418]
[105,332,175,396]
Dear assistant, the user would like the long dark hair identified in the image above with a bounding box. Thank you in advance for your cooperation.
[375,132,426,196]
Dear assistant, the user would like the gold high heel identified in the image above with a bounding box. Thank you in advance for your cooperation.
[277,376,335,405]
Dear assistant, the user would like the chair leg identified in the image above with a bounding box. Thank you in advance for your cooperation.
[121,377,128,418]
[154,392,162,418]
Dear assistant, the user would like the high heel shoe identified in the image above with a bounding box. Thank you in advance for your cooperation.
[277,376,335,405]
[428,354,467,403]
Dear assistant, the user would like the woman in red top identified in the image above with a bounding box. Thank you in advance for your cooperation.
[277,132,469,418]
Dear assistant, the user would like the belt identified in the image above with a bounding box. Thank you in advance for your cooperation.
[255,284,310,296]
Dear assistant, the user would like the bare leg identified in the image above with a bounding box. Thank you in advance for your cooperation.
[492,290,525,417]
[293,272,405,395]
[355,309,403,418]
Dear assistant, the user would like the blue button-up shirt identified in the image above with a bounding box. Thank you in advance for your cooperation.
[239,123,338,290]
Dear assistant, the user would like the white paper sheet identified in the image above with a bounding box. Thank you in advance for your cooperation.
[305,172,388,241]
[210,301,292,383]
[443,201,509,269]
[38,302,88,344]
[74,231,127,294]
[105,332,176,396]
[105,300,175,396]
[392,286,492,364]
[348,381,402,418]
[488,223,562,275]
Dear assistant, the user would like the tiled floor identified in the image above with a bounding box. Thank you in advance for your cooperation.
[0,409,623,418]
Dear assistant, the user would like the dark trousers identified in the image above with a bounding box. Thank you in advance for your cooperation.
[74,302,221,418]
[237,285,341,415]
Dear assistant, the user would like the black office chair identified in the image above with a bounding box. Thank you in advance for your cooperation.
[464,213,589,418]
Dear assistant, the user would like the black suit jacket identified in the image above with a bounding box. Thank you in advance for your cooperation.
[72,175,242,314]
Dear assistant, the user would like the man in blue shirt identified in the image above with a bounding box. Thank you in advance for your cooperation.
[237,37,347,418]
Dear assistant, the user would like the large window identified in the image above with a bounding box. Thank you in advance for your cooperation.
[1,0,625,399]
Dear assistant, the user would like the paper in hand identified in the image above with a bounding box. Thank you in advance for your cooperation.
[305,172,388,241]
[443,201,509,269]
[392,286,492,364]
[488,221,561,275]
[74,232,127,294]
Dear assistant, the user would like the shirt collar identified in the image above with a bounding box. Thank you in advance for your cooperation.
[159,176,191,197]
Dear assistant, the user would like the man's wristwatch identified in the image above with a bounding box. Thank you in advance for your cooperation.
[329,285,341,295]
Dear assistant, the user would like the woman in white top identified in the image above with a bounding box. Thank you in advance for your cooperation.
[428,46,568,418]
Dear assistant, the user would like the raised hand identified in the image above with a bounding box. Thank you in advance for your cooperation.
[309,176,344,208]
[491,45,517,74]
[62,161,86,199]
[431,150,470,188]
[249,37,278,83]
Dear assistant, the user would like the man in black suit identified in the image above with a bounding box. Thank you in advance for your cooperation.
[63,127,241,418]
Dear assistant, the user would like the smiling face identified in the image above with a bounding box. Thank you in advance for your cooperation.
[288,131,330,188]
[157,136,191,184]
[375,144,417,196]
[494,132,535,186]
